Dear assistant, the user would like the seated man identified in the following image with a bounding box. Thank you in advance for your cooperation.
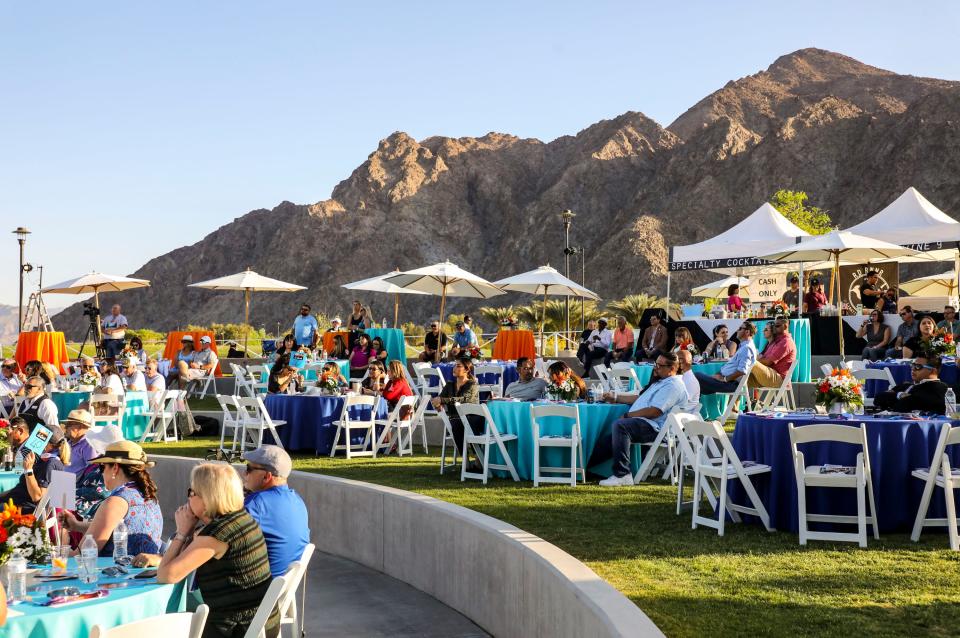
[874,354,949,414]
[419,321,448,362]
[604,316,635,366]
[177,335,218,386]
[503,357,547,400]
[17,376,59,429]
[885,306,918,359]
[0,358,24,415]
[0,423,66,514]
[121,357,147,392]
[694,323,758,395]
[677,350,700,407]
[637,312,668,362]
[75,356,101,384]
[578,318,612,376]
[748,318,796,389]
[599,352,689,487]
[448,321,478,359]
[938,306,960,340]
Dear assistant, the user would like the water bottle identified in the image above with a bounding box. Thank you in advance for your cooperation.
[946,388,957,417]
[382,317,388,329]
[586,384,596,404]
[80,534,99,584]
[113,519,129,564]
[8,553,27,602]
[13,449,22,473]
[3,447,12,472]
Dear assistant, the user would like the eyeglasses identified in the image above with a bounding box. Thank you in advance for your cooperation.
[912,363,935,371]
[654,362,674,368]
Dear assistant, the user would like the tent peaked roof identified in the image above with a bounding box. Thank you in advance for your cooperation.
[670,203,810,267]
[845,187,960,246]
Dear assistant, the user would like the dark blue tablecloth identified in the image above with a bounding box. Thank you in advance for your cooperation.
[731,413,960,533]
[865,360,959,397]
[264,394,388,454]
[429,363,520,389]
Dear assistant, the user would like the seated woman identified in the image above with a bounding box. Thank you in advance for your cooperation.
[726,284,745,313]
[546,360,587,400]
[904,315,938,359]
[0,424,68,514]
[671,327,698,354]
[23,360,55,386]
[383,360,414,413]
[431,360,480,457]
[122,336,147,365]
[272,333,297,361]
[318,362,348,389]
[360,360,386,396]
[267,354,303,395]
[370,336,389,366]
[329,334,350,360]
[156,463,280,638]
[61,440,162,557]
[100,361,125,396]
[167,335,196,385]
[349,333,375,378]
[704,324,737,359]
[858,310,892,362]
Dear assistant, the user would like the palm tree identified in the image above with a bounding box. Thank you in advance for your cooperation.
[477,305,517,327]
[517,300,602,333]
[605,294,680,326]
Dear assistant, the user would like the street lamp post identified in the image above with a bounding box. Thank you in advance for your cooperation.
[13,227,31,333]
[561,209,575,342]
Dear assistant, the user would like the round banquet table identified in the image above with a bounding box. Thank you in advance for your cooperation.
[51,391,152,440]
[491,330,536,361]
[162,331,222,376]
[632,362,729,420]
[5,557,186,638]
[865,360,959,397]
[0,470,21,491]
[15,331,70,375]
[485,401,629,480]
[731,413,960,533]
[263,394,388,454]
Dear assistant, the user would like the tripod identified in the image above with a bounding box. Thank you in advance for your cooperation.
[77,314,105,361]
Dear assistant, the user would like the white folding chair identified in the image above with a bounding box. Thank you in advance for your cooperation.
[187,369,217,399]
[438,409,461,474]
[714,367,754,424]
[684,418,773,536]
[474,364,505,400]
[401,364,422,397]
[90,604,209,638]
[670,412,720,515]
[140,389,185,443]
[374,395,418,457]
[455,403,519,484]
[529,404,585,487]
[534,359,558,379]
[911,423,960,549]
[231,363,255,398]
[846,360,867,372]
[407,393,431,454]
[34,493,61,546]
[754,358,798,410]
[90,393,126,430]
[237,397,286,453]
[413,363,443,415]
[278,543,316,638]
[247,364,271,397]
[632,407,695,484]
[820,363,835,377]
[788,422,879,547]
[216,394,246,457]
[852,368,897,407]
[329,394,377,458]
[591,363,612,390]
[243,574,288,638]
[608,367,642,394]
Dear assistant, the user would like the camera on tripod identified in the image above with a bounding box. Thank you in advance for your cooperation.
[82,302,100,318]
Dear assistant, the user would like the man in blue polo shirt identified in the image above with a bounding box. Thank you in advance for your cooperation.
[292,304,319,349]
[242,445,310,577]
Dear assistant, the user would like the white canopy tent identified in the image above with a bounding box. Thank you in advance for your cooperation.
[845,187,960,260]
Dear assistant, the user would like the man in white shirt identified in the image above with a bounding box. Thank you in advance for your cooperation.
[0,359,24,415]
[17,377,59,429]
[677,350,700,407]
[121,357,147,392]
[101,304,129,360]
[578,318,613,377]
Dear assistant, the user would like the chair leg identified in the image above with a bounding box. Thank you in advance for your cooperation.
[857,471,867,548]
[945,475,959,551]
[691,467,703,529]
[460,439,469,482]
[482,441,491,486]
[797,479,808,546]
[718,469,728,536]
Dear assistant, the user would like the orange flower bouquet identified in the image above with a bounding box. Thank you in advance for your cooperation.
[814,368,864,412]
[0,498,49,565]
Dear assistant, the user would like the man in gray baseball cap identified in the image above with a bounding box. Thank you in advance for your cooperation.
[241,445,310,577]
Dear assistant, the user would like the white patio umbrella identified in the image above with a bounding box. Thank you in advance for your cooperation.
[43,271,151,309]
[341,270,429,328]
[189,267,306,353]
[899,271,957,298]
[494,265,600,353]
[384,261,504,362]
[691,276,751,299]
[761,231,924,358]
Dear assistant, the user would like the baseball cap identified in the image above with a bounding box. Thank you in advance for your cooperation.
[455,321,465,328]
[242,445,292,478]
[789,275,799,283]
[181,335,194,342]
[200,336,212,344]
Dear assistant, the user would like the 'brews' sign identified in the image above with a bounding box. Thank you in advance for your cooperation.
[669,257,776,272]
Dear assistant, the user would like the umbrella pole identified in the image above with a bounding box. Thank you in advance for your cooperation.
[540,286,548,356]
[394,293,399,329]
[836,253,844,361]
[436,287,447,363]
[244,289,251,356]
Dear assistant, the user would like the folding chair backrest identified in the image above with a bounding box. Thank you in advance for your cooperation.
[610,362,635,370]
[529,403,580,436]
[820,363,835,377]
[852,368,896,386]
[243,575,288,638]
[788,422,866,447]
[454,402,495,436]
[608,368,640,393]
[90,604,210,638]
[846,360,867,372]
[217,394,241,420]
[401,365,421,396]
[592,364,611,387]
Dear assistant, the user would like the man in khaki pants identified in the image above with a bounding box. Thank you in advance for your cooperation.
[749,317,796,389]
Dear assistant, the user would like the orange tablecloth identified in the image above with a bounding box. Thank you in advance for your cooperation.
[492,329,536,361]
[321,331,352,355]
[15,331,70,374]
[163,331,222,376]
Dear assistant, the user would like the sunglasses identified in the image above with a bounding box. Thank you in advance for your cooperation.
[186,488,196,498]
[244,463,267,474]
[912,363,935,371]
[27,384,43,390]
[654,362,673,368]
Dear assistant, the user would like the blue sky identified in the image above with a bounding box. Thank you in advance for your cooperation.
[2,1,959,309]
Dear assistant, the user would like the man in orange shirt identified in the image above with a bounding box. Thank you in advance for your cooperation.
[604,316,635,366]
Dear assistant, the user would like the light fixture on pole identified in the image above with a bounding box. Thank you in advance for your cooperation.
[13,227,31,333]
[561,209,575,340]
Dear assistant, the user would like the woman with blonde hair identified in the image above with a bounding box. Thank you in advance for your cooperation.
[157,462,279,638]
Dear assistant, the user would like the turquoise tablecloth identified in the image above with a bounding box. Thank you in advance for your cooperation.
[0,470,21,491]
[51,391,152,440]
[6,557,186,638]
[485,401,629,480]
[364,328,407,365]
[752,318,811,382]
[631,362,728,420]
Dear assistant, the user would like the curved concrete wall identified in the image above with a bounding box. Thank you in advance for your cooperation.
[151,455,664,638]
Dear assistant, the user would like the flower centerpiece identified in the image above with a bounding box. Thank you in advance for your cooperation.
[677,340,699,356]
[0,499,48,565]
[767,300,789,318]
[78,370,99,391]
[814,368,864,413]
[546,377,579,401]
[466,345,482,360]
[0,420,10,456]
[926,330,957,357]
[499,316,519,330]
[316,374,342,396]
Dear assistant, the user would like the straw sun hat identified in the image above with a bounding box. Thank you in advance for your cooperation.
[89,440,154,467]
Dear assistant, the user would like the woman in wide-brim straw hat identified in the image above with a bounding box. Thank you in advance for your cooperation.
[60,440,163,557]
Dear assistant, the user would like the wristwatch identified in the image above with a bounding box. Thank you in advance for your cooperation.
[24,469,34,477]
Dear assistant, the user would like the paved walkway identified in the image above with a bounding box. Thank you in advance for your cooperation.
[303,552,488,637]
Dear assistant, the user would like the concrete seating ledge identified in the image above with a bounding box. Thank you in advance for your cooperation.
[151,455,663,638]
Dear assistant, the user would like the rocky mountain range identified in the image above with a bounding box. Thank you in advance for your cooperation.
[53,48,960,337]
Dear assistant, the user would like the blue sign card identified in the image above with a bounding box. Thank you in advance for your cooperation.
[289,351,309,370]
[22,423,53,457]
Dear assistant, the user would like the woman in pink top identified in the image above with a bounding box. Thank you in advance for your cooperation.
[349,333,375,377]
[726,283,745,312]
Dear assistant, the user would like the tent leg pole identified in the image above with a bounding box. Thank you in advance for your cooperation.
[436,288,447,364]
[665,272,671,317]
[836,254,844,361]
[394,293,399,329]
[244,289,251,356]
[798,262,804,314]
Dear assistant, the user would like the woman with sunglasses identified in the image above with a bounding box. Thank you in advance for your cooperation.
[370,336,389,366]
[61,440,162,557]
[329,334,349,360]
[857,310,891,361]
[360,360,387,396]
[156,462,279,638]
[167,335,197,386]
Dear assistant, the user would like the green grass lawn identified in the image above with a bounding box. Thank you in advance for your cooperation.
[143,437,960,638]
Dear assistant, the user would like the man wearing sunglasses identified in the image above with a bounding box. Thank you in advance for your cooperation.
[885,305,918,359]
[419,321,448,362]
[695,322,759,395]
[874,354,949,414]
[0,359,24,415]
[292,303,319,350]
[17,376,59,429]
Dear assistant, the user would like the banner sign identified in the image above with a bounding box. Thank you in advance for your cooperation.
[751,273,787,303]
[900,241,959,252]
[838,262,900,309]
[669,257,777,272]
